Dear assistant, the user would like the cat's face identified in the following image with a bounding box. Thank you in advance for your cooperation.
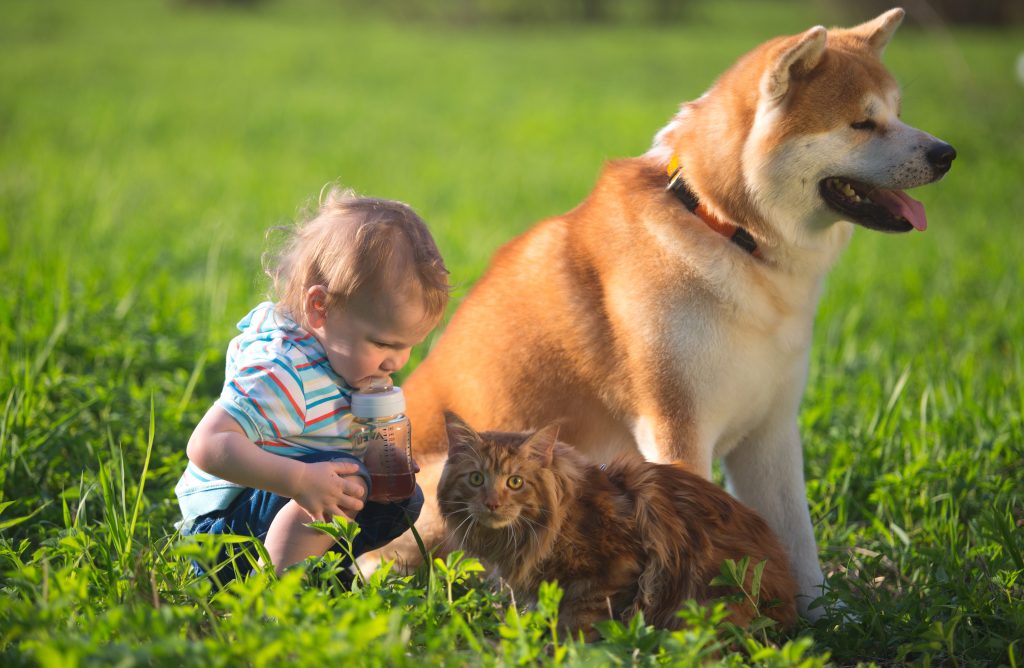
[438,412,558,531]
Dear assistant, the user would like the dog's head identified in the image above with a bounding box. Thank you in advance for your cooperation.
[653,9,955,256]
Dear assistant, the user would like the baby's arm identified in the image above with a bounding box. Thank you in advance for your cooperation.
[187,404,367,521]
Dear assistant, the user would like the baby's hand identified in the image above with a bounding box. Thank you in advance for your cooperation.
[292,460,367,522]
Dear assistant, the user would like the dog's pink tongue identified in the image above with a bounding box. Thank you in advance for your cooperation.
[874,189,928,231]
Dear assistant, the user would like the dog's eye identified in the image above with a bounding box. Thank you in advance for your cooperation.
[850,119,877,131]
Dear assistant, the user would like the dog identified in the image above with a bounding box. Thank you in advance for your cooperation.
[363,8,955,619]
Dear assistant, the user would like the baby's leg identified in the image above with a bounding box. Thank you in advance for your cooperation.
[262,500,336,575]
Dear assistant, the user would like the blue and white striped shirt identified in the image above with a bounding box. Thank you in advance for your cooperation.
[175,302,362,526]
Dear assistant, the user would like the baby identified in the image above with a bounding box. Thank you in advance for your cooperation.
[175,187,449,582]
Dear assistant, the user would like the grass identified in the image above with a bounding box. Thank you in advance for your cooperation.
[1,0,1022,664]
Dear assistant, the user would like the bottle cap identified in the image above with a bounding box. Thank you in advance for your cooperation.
[351,385,406,418]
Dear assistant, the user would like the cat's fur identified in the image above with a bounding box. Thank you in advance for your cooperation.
[437,411,797,636]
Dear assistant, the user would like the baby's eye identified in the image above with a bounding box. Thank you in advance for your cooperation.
[468,471,484,486]
[507,475,524,490]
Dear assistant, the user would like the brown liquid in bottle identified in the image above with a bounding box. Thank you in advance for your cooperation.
[369,471,416,502]
[351,385,416,503]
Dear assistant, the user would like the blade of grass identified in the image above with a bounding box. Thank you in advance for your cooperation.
[126,394,156,555]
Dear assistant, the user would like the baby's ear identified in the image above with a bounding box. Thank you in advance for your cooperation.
[525,423,560,467]
[444,410,478,456]
[303,284,331,328]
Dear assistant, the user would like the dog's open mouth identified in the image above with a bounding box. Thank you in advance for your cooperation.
[819,178,927,232]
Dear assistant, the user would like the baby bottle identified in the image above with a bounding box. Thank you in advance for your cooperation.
[350,382,416,503]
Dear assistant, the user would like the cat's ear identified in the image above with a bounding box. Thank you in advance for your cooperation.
[444,410,478,455]
[525,423,560,466]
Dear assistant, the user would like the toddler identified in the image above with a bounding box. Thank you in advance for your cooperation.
[175,187,449,582]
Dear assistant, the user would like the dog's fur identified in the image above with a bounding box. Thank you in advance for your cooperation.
[362,9,955,618]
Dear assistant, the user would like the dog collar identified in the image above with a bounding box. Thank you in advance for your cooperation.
[666,156,762,259]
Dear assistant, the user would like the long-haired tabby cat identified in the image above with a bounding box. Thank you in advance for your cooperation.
[437,411,797,636]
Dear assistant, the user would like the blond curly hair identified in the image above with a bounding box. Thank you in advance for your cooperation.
[266,187,450,328]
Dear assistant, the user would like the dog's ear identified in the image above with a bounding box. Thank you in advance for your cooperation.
[760,26,827,106]
[847,8,905,57]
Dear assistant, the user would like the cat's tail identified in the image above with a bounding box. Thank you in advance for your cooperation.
[607,457,713,630]
[680,466,799,629]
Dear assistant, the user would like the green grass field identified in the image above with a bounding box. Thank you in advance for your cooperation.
[2,0,1023,665]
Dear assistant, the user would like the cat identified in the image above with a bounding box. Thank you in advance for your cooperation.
[437,411,798,637]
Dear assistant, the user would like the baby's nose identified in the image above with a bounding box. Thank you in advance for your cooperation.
[381,350,410,372]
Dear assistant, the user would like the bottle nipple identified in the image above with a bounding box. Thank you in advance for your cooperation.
[364,377,394,394]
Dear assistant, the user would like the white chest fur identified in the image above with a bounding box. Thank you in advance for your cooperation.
[695,314,811,459]
[651,261,822,465]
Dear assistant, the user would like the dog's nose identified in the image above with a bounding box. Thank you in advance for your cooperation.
[926,142,956,174]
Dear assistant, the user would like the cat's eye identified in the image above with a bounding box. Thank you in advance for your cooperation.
[506,475,524,490]
[468,471,484,487]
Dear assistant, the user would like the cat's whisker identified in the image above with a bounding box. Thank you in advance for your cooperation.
[518,513,551,550]
[448,511,477,542]
[444,508,475,524]
[444,500,475,508]
[504,524,517,552]
[524,518,540,545]
[517,513,546,530]
[448,510,471,529]
[516,516,541,549]
[457,519,475,553]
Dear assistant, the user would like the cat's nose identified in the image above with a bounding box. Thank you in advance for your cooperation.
[484,498,499,511]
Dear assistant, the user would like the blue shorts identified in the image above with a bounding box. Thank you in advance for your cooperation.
[183,450,423,584]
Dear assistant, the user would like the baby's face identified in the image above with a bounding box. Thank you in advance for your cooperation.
[315,292,435,390]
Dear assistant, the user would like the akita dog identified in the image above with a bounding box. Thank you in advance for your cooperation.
[367,8,955,618]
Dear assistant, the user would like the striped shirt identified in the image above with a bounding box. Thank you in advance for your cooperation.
[175,302,361,526]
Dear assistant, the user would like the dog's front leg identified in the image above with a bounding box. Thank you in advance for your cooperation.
[722,420,827,620]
